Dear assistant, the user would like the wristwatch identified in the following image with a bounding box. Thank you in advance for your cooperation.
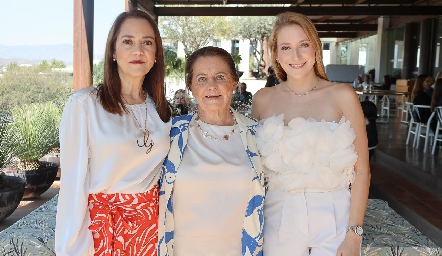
[346,225,363,236]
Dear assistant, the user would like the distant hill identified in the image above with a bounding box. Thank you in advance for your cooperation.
[0,44,73,65]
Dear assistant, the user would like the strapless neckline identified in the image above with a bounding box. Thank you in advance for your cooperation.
[255,114,357,192]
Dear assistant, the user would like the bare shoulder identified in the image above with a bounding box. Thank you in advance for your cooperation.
[252,86,278,120]
[253,86,275,100]
[322,82,357,99]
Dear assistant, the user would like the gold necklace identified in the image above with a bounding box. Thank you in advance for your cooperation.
[122,94,154,154]
[195,113,237,141]
[285,78,320,96]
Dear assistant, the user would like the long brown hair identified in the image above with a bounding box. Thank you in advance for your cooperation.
[411,74,429,101]
[269,12,328,82]
[431,78,442,111]
[185,46,239,90]
[97,10,171,122]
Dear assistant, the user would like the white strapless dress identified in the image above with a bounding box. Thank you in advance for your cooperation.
[256,115,358,255]
[256,114,358,192]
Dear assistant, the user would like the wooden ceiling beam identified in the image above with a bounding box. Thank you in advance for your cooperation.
[312,19,364,23]
[154,6,442,16]
[318,32,357,38]
[154,0,415,4]
[315,24,377,31]
[318,15,332,22]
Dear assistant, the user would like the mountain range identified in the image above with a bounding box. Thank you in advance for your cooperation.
[0,44,74,66]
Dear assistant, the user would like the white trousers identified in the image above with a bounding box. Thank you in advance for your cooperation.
[263,188,351,256]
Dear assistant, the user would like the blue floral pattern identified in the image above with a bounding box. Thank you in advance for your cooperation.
[157,110,267,256]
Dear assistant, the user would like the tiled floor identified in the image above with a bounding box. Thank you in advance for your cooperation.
[369,111,442,246]
[370,162,442,228]
[1,106,441,245]
[0,180,60,232]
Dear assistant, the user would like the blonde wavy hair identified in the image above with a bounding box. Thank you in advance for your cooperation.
[173,89,193,107]
[269,12,328,82]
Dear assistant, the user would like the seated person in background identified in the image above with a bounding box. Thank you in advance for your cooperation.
[431,78,442,139]
[353,76,363,88]
[361,100,378,161]
[172,89,194,116]
[233,82,253,106]
[431,78,442,112]
[362,74,373,90]
[412,74,437,131]
[411,74,432,123]
[432,72,441,89]
[265,66,279,87]
[380,75,391,90]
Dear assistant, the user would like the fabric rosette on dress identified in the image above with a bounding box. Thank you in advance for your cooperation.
[256,114,358,192]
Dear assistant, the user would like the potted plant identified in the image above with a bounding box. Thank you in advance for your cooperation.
[3,102,61,199]
[0,110,26,222]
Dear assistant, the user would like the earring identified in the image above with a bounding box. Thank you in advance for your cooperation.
[154,59,157,63]
[113,58,116,62]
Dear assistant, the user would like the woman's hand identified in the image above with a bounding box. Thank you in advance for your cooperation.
[336,232,362,256]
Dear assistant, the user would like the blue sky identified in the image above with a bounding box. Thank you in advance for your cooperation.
[0,0,124,58]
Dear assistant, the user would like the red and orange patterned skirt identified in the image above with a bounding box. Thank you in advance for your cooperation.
[88,185,159,256]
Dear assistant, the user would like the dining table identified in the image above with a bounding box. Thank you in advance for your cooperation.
[355,88,408,120]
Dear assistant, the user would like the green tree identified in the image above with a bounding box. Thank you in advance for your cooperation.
[160,16,228,57]
[50,59,67,68]
[231,16,275,77]
[0,65,72,110]
[36,59,66,72]
[164,45,184,79]
[38,60,51,72]
[93,59,104,85]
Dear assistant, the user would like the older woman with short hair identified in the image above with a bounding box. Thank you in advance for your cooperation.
[158,46,266,256]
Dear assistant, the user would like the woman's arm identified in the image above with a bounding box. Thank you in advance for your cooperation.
[335,84,371,256]
[55,95,94,255]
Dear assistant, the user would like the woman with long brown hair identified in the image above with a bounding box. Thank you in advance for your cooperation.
[252,12,370,255]
[55,10,171,255]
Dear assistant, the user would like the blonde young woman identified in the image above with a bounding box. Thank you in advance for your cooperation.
[252,12,370,255]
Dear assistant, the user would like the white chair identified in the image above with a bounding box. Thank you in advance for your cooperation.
[413,105,435,153]
[406,104,420,147]
[431,107,442,154]
[380,95,390,118]
[401,102,413,123]
[397,95,404,112]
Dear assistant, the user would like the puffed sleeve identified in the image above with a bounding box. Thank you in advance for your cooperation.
[55,94,94,255]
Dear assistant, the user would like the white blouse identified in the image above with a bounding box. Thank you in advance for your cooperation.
[55,87,171,255]
[172,119,252,256]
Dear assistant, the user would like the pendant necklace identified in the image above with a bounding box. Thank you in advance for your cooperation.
[195,112,237,141]
[123,94,154,154]
[286,78,320,96]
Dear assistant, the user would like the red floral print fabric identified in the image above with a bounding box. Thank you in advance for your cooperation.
[88,186,159,256]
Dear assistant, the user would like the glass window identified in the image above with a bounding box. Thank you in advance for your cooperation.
[340,44,348,64]
[322,42,331,67]
[434,18,442,76]
[358,44,367,66]
[387,26,404,79]
[213,40,221,47]
[323,42,330,50]
[231,40,239,54]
